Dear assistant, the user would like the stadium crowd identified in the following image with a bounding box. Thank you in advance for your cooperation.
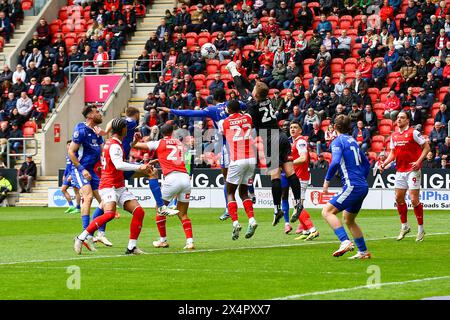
[133,0,450,170]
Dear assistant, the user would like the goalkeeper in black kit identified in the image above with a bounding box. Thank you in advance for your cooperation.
[226,61,305,226]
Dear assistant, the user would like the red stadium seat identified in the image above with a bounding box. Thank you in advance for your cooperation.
[309,152,318,162]
[206,60,219,74]
[185,32,198,48]
[321,119,331,132]
[371,141,385,153]
[322,152,332,164]
[368,88,379,102]
[23,127,36,138]
[424,124,434,136]
[243,45,255,58]
[379,124,393,136]
[193,74,206,90]
[200,88,210,99]
[22,0,33,10]
[197,32,211,47]
[380,119,393,128]
[367,152,377,162]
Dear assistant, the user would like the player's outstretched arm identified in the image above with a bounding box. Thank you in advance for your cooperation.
[110,144,145,172]
[94,119,113,137]
[158,106,210,118]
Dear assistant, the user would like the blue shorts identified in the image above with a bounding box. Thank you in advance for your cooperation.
[329,185,368,214]
[281,172,289,188]
[71,167,100,191]
[62,176,72,187]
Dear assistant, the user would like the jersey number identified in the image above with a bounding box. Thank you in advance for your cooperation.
[166,145,183,161]
[101,155,107,170]
[231,124,252,141]
[350,146,361,166]
[261,106,276,123]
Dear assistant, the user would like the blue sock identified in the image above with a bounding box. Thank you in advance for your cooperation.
[282,199,290,222]
[149,178,164,208]
[68,200,74,207]
[223,184,228,212]
[248,184,255,194]
[92,207,106,232]
[82,215,90,231]
[334,226,350,242]
[76,204,81,210]
[354,237,367,253]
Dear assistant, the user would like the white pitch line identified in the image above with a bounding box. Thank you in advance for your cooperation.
[0,232,449,267]
[272,275,450,300]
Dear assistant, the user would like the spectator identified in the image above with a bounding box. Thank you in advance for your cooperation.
[303,107,320,135]
[141,108,162,136]
[209,74,225,93]
[270,61,286,89]
[187,45,205,75]
[372,60,388,89]
[408,104,423,129]
[12,65,26,84]
[423,151,438,168]
[384,90,401,120]
[31,95,49,125]
[149,49,163,83]
[0,11,11,43]
[18,156,36,193]
[316,14,332,37]
[288,105,303,123]
[384,43,399,74]
[362,104,378,136]
[8,122,22,153]
[416,88,433,119]
[339,87,355,111]
[93,46,109,74]
[36,18,50,47]
[352,120,371,153]
[0,172,12,206]
[435,103,450,125]
[136,49,150,83]
[297,1,313,32]
[440,137,450,159]
[16,91,33,123]
[40,77,58,111]
[429,122,447,149]
[314,153,329,169]
[0,65,12,84]
[179,74,196,104]
[309,122,326,154]
[350,71,368,94]
[11,77,26,98]
[276,2,293,30]
[325,123,337,150]
[337,30,352,59]
[189,91,207,109]
[348,102,363,129]
[8,0,23,25]
[334,74,349,97]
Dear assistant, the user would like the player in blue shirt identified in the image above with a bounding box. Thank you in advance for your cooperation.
[158,88,256,221]
[322,115,371,259]
[68,105,105,250]
[61,140,81,214]
[95,106,178,218]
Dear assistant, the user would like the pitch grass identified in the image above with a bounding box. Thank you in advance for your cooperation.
[0,207,450,300]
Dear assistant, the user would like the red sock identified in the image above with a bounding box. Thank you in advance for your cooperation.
[181,218,193,239]
[227,201,238,222]
[242,199,254,219]
[155,214,167,237]
[397,203,408,224]
[130,206,145,240]
[413,203,424,226]
[299,209,314,230]
[86,211,115,234]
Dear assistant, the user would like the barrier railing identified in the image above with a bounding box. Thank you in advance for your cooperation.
[6,138,38,168]
[68,59,130,84]
[131,59,164,93]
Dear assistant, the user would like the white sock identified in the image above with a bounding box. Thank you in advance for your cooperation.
[233,220,240,227]
[418,225,424,233]
[401,223,409,230]
[78,230,89,241]
[308,227,316,233]
[285,222,290,226]
[160,237,167,242]
[128,239,137,250]
[248,217,256,225]
[97,231,105,237]
[227,62,241,77]
[186,238,193,244]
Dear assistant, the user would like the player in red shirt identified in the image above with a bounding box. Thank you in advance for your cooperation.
[382,111,430,241]
[74,118,151,255]
[132,124,195,250]
[288,121,320,241]
[219,100,258,240]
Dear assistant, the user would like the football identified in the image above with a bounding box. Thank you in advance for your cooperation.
[200,43,218,59]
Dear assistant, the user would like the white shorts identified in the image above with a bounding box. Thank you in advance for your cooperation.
[395,170,421,190]
[99,187,136,208]
[226,159,256,186]
[300,180,308,200]
[162,171,191,203]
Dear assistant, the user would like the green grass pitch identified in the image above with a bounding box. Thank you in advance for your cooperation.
[0,207,450,300]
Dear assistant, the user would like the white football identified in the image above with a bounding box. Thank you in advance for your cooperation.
[201,43,218,59]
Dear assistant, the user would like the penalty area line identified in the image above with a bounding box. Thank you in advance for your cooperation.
[272,275,450,300]
[0,232,449,266]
